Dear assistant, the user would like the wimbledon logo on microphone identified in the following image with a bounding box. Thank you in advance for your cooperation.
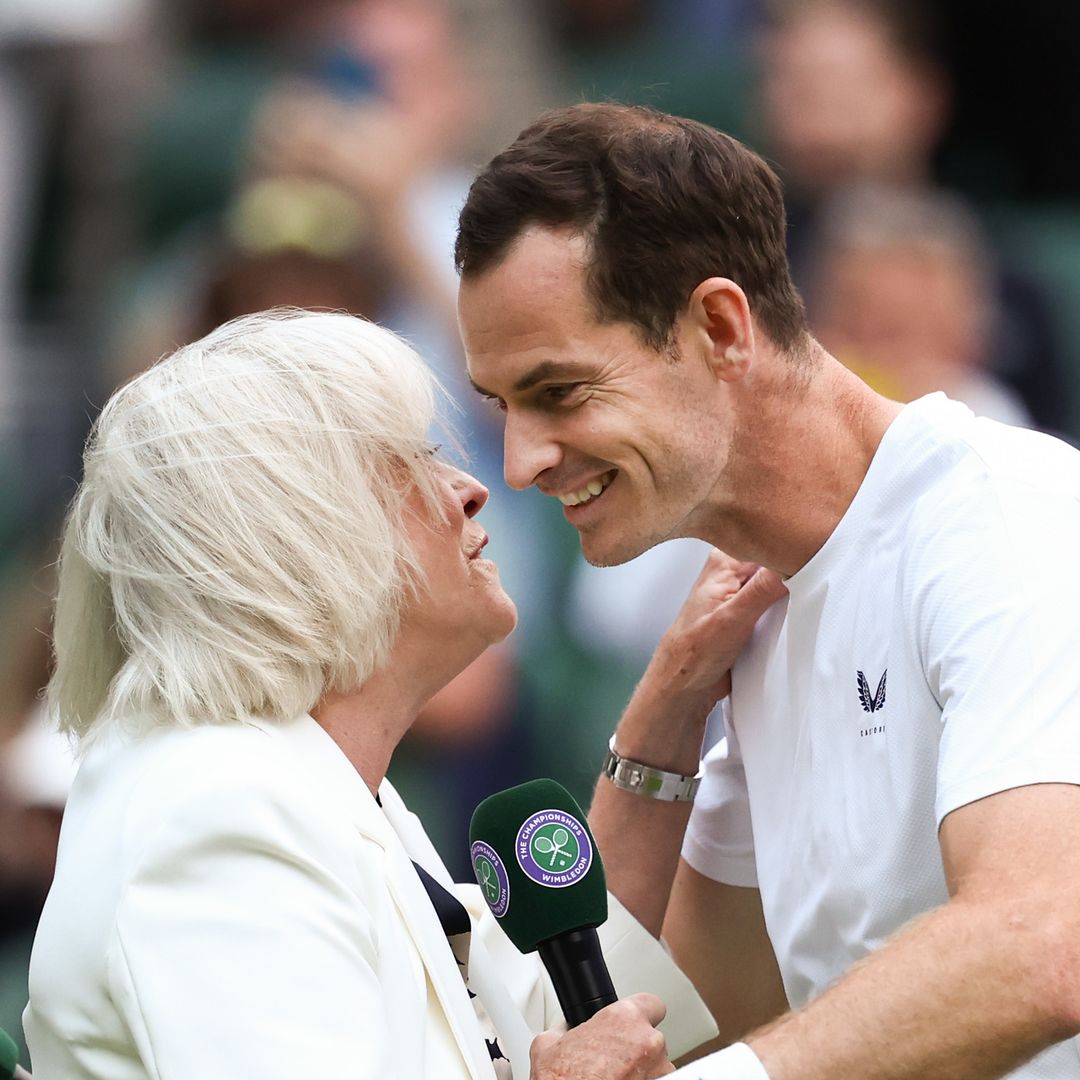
[516,808,593,889]
[471,840,511,918]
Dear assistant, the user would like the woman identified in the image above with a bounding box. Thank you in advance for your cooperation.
[22,312,712,1078]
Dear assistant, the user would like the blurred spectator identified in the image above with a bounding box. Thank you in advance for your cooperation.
[0,0,161,326]
[759,0,948,205]
[130,0,557,258]
[757,0,1073,434]
[0,0,163,617]
[809,182,1032,426]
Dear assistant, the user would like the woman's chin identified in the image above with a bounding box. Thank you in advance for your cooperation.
[488,595,519,642]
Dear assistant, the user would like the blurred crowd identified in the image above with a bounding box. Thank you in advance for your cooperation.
[2,0,1080,1060]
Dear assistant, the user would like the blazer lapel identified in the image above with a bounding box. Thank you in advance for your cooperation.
[378,782,532,1080]
[248,717,492,1078]
[381,842,494,1079]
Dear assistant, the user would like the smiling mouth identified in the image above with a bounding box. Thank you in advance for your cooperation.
[467,535,489,559]
[557,470,617,508]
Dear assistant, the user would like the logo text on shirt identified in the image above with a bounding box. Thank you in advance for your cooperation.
[858,669,887,735]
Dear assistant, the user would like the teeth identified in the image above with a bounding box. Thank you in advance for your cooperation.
[558,471,615,507]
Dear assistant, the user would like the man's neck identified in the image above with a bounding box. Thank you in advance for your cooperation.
[700,349,903,577]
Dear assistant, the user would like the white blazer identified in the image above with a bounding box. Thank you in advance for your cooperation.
[24,714,715,1078]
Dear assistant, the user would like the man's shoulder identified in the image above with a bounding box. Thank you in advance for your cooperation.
[888,416,1080,622]
[895,407,1080,538]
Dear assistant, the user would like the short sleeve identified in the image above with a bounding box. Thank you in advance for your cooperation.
[904,455,1080,825]
[681,701,758,887]
[109,782,392,1078]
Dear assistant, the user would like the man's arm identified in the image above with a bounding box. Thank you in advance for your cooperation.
[590,705,791,1057]
[588,551,790,1061]
[589,552,787,935]
[663,862,788,1060]
[731,782,1080,1079]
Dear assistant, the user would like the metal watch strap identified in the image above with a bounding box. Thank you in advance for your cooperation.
[601,736,703,802]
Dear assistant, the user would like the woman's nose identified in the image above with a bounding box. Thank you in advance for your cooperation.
[452,468,489,518]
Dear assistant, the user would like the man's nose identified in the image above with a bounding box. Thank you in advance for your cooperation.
[503,411,562,491]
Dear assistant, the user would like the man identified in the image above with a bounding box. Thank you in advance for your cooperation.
[455,103,1080,1079]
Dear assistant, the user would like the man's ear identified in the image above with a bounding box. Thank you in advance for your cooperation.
[687,278,756,382]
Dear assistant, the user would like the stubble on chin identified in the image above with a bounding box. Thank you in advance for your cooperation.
[578,523,662,568]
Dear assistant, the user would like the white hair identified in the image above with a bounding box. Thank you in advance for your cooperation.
[50,310,447,748]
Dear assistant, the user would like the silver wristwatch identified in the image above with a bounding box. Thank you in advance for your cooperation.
[600,736,703,802]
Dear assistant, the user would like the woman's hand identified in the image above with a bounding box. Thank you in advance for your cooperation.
[530,994,674,1079]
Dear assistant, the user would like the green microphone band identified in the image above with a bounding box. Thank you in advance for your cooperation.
[0,1025,20,1080]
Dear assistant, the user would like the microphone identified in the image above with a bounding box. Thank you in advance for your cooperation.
[0,1026,26,1080]
[469,778,617,1027]
[0,1028,15,1080]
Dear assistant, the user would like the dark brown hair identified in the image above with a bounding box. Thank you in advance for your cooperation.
[455,102,807,351]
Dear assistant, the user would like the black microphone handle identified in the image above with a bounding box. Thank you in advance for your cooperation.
[536,926,618,1027]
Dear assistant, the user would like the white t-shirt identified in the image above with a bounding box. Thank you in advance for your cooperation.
[683,393,1080,1078]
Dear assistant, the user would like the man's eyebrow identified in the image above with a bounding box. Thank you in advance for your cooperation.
[469,361,591,398]
[468,374,497,398]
